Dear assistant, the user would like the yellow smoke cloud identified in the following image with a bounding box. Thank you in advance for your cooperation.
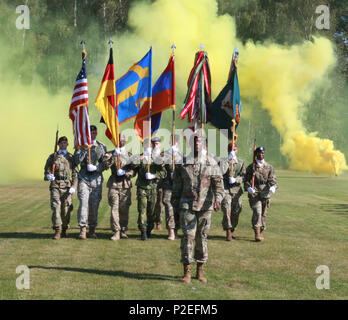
[117,0,346,175]
[0,0,346,183]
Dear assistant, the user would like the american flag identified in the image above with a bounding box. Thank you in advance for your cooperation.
[69,50,91,148]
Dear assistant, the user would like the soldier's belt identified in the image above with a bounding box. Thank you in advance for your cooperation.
[55,176,69,181]
[257,181,267,185]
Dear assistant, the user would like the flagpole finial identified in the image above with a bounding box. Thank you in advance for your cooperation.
[108,39,114,48]
[171,43,176,53]
[80,40,86,50]
[199,43,204,51]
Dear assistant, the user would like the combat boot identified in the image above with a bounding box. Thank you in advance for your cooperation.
[155,223,162,231]
[78,227,86,240]
[141,230,148,241]
[181,264,191,283]
[120,230,128,239]
[259,228,264,240]
[196,263,207,282]
[226,229,233,241]
[88,227,97,239]
[168,228,175,240]
[110,231,120,241]
[61,228,68,238]
[254,227,262,242]
[231,229,236,240]
[52,226,62,240]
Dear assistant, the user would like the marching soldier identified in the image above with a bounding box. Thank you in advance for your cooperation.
[74,125,107,240]
[130,137,167,240]
[44,136,78,240]
[172,133,224,283]
[162,134,182,240]
[244,146,278,241]
[152,137,164,231]
[103,133,134,240]
[220,142,246,241]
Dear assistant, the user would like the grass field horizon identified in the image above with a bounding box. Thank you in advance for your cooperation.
[0,169,347,300]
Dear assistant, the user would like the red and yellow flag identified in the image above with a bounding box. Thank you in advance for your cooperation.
[95,48,119,147]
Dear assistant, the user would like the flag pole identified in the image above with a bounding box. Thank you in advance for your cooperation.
[81,39,91,165]
[147,45,153,173]
[108,39,121,170]
[171,43,176,172]
[199,43,204,132]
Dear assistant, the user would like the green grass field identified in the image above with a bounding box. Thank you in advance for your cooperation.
[0,169,347,300]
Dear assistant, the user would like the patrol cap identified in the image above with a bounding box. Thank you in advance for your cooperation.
[151,136,161,143]
[90,125,97,132]
[119,133,126,141]
[58,136,68,144]
[143,138,150,146]
[255,146,265,153]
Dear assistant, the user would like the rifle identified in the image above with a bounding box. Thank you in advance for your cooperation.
[251,138,256,191]
[51,127,59,176]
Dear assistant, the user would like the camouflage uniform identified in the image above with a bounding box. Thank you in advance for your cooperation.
[74,141,107,229]
[154,187,164,227]
[130,154,167,234]
[172,152,224,265]
[220,157,246,232]
[44,151,78,231]
[162,150,183,231]
[244,161,277,230]
[103,148,134,234]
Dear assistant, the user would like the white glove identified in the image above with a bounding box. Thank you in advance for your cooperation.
[87,164,97,172]
[144,148,152,156]
[113,148,121,156]
[269,186,276,194]
[69,187,75,194]
[248,187,256,194]
[169,146,178,154]
[229,177,236,184]
[117,169,126,176]
[46,174,55,181]
[145,172,156,180]
[171,172,174,179]
[228,151,237,161]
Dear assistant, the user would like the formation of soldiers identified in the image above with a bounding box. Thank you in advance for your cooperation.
[44,126,278,283]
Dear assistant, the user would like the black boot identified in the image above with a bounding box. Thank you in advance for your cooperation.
[141,230,148,241]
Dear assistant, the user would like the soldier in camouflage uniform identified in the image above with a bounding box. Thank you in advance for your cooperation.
[74,125,107,240]
[244,146,278,242]
[103,133,134,240]
[220,142,246,241]
[129,137,167,240]
[152,137,164,231]
[44,136,78,240]
[162,134,182,240]
[172,134,224,283]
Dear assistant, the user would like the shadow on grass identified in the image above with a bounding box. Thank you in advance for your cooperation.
[28,265,180,281]
[319,204,348,216]
[0,232,54,239]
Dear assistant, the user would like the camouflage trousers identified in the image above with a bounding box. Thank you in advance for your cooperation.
[154,188,164,224]
[249,195,270,230]
[77,177,102,228]
[50,187,73,230]
[162,189,179,230]
[180,209,212,265]
[221,189,243,231]
[108,188,131,232]
[137,187,157,232]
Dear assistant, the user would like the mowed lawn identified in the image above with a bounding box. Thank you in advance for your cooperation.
[0,170,347,300]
